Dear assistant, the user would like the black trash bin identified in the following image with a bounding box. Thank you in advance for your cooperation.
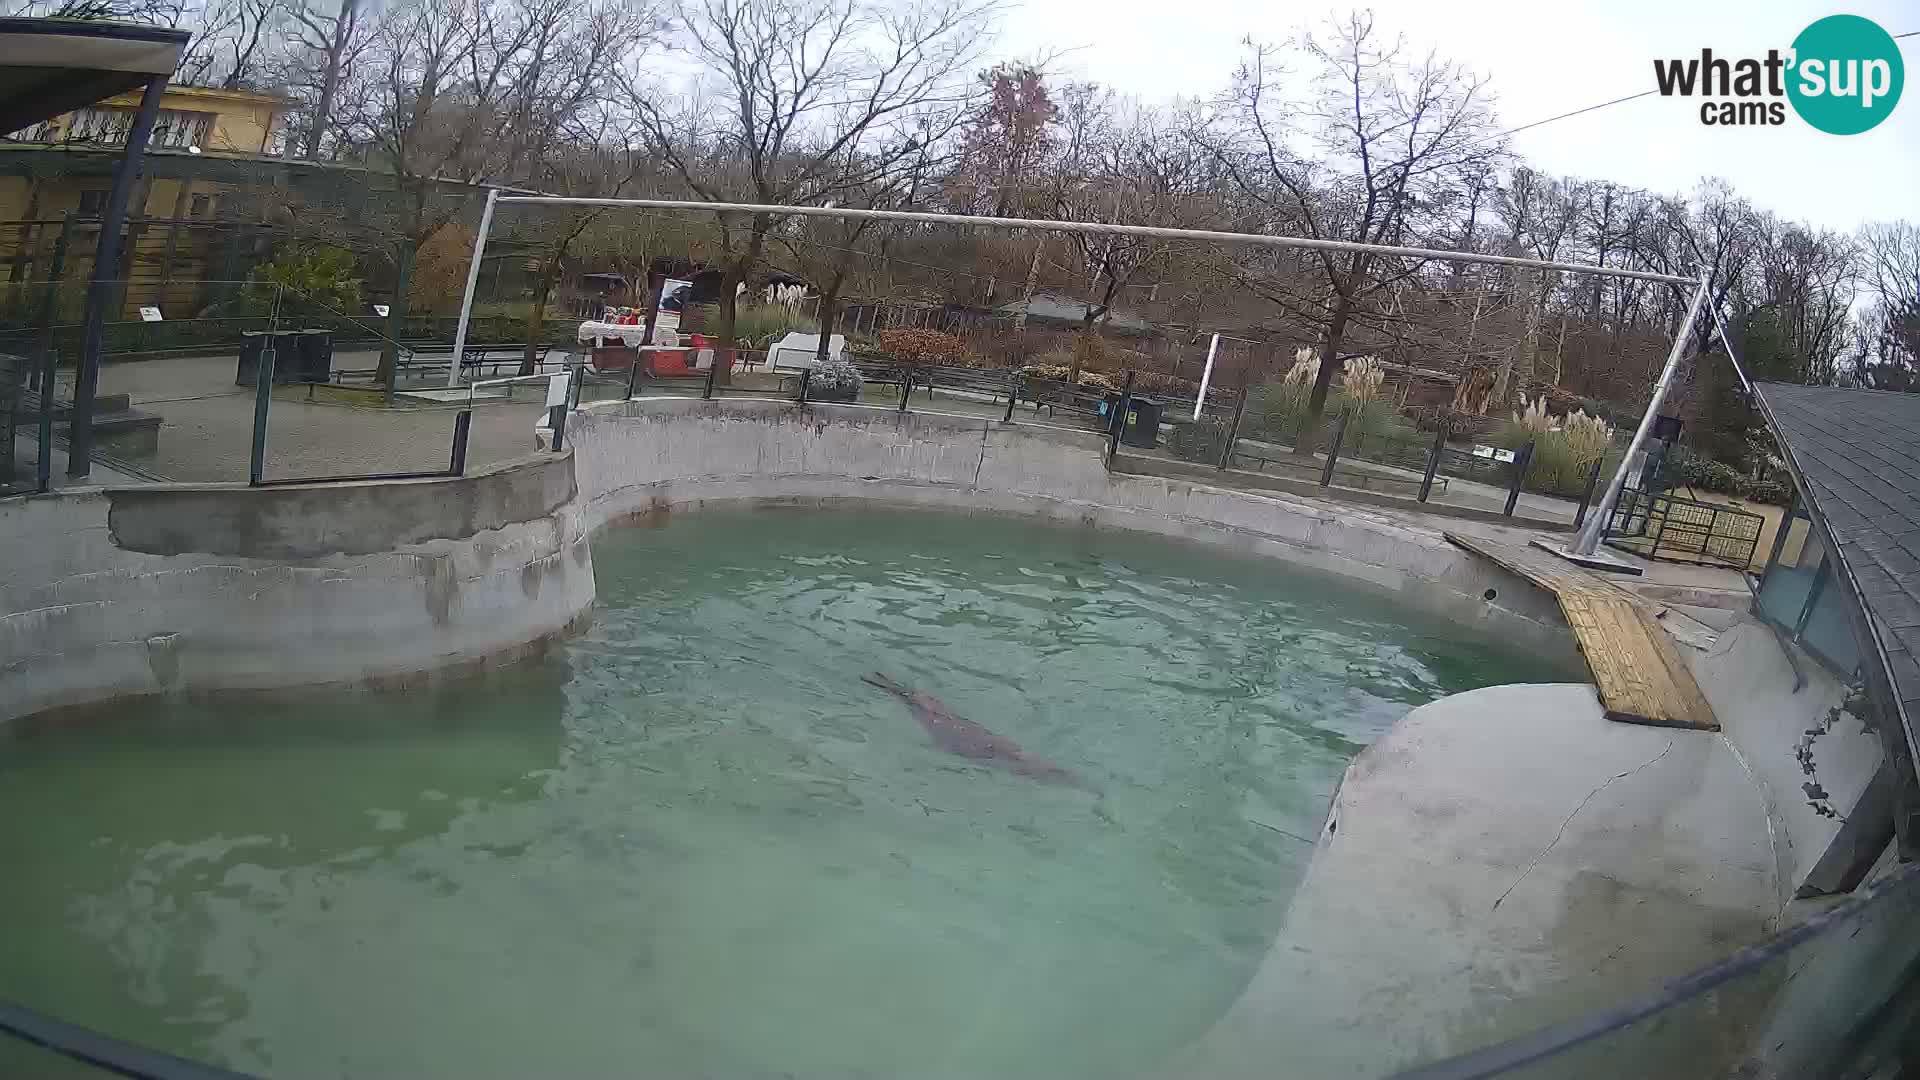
[294,329,334,383]
[236,331,306,386]
[1121,396,1164,448]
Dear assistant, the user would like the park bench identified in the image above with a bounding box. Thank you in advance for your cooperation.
[333,343,556,383]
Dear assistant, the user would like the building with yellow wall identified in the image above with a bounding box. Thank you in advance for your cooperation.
[0,84,293,317]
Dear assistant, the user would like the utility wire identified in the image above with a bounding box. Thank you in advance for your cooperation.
[1491,90,1659,142]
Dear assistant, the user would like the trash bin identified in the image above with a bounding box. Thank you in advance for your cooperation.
[1121,396,1164,448]
[294,329,334,383]
[235,331,306,386]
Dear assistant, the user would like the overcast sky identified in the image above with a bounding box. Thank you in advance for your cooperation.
[997,0,1918,233]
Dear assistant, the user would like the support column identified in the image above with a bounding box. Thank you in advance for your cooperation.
[70,75,168,479]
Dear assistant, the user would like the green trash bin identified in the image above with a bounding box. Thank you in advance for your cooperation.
[1121,396,1164,448]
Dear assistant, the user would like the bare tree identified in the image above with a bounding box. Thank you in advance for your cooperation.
[1200,13,1505,453]
[300,0,656,388]
[282,0,369,160]
[1,0,187,22]
[174,0,285,89]
[1856,221,1920,388]
[626,0,994,378]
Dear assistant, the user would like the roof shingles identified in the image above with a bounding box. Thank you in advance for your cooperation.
[1758,382,1920,763]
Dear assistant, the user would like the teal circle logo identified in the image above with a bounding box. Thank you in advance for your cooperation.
[1787,15,1903,134]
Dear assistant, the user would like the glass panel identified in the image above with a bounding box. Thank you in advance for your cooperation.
[1757,530,1824,631]
[1393,865,1920,1080]
[1799,571,1863,675]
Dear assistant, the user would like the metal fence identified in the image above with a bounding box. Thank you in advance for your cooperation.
[6,859,1914,1079]
[1604,488,1765,571]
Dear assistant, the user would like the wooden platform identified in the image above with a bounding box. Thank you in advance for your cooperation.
[1446,532,1719,731]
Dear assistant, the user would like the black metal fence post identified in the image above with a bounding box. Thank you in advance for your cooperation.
[625,351,642,400]
[1217,383,1250,470]
[898,370,912,413]
[1319,410,1350,488]
[702,355,719,399]
[1503,439,1536,516]
[247,348,275,485]
[795,368,812,403]
[449,409,472,475]
[1418,421,1448,503]
[1002,373,1020,423]
[1107,370,1137,466]
[1572,457,1605,529]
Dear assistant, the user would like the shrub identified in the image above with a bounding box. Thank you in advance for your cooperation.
[732,303,815,347]
[1511,394,1554,436]
[878,327,968,365]
[1561,409,1613,465]
[811,357,865,396]
[1166,419,1229,463]
[249,245,361,315]
[1247,380,1311,442]
[1342,356,1385,405]
[1017,362,1120,391]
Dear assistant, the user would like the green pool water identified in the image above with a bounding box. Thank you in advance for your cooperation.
[0,508,1568,1079]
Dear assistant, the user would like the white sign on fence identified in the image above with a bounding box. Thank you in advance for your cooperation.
[1470,445,1516,463]
[138,306,163,322]
[372,304,390,318]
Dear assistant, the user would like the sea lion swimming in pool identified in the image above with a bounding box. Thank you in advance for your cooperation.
[862,673,1092,790]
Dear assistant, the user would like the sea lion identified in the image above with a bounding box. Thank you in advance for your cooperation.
[863,672,1090,789]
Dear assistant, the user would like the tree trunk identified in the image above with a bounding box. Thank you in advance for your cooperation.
[814,289,840,367]
[521,248,562,376]
[1012,239,1043,333]
[712,224,767,386]
[1294,293,1353,456]
[304,0,357,160]
[377,241,412,404]
[1068,312,1100,386]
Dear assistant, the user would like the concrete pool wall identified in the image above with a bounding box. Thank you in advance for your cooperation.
[568,396,1575,646]
[0,453,593,723]
[1,395,1570,723]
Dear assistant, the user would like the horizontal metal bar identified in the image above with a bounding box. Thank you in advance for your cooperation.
[251,469,456,487]
[0,999,260,1080]
[493,196,1699,286]
[1392,860,1920,1080]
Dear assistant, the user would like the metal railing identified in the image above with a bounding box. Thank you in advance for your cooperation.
[1604,488,1765,570]
[5,859,1914,1079]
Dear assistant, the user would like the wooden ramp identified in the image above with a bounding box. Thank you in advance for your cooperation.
[1446,532,1719,731]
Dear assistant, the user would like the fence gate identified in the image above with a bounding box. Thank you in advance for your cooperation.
[1604,488,1765,571]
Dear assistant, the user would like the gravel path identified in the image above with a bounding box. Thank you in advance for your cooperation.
[98,355,551,483]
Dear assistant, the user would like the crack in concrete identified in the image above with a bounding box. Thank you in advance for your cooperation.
[1492,738,1678,912]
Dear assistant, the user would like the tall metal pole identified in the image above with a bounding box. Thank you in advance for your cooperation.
[1194,333,1220,421]
[1569,277,1712,555]
[70,75,168,479]
[495,197,1696,286]
[447,187,499,388]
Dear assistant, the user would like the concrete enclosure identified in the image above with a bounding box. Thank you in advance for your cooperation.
[2,396,1571,722]
[0,453,592,723]
[568,397,1576,647]
[3,393,1887,1076]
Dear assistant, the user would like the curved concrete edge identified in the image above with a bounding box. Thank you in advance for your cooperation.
[1685,618,1886,903]
[1174,682,1780,1079]
[0,454,595,723]
[569,397,1580,656]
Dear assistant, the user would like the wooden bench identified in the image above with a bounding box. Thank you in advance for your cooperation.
[334,343,556,383]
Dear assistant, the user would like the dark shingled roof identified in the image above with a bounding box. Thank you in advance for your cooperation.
[1755,381,1920,767]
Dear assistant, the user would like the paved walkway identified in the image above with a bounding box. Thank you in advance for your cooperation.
[96,354,564,483]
